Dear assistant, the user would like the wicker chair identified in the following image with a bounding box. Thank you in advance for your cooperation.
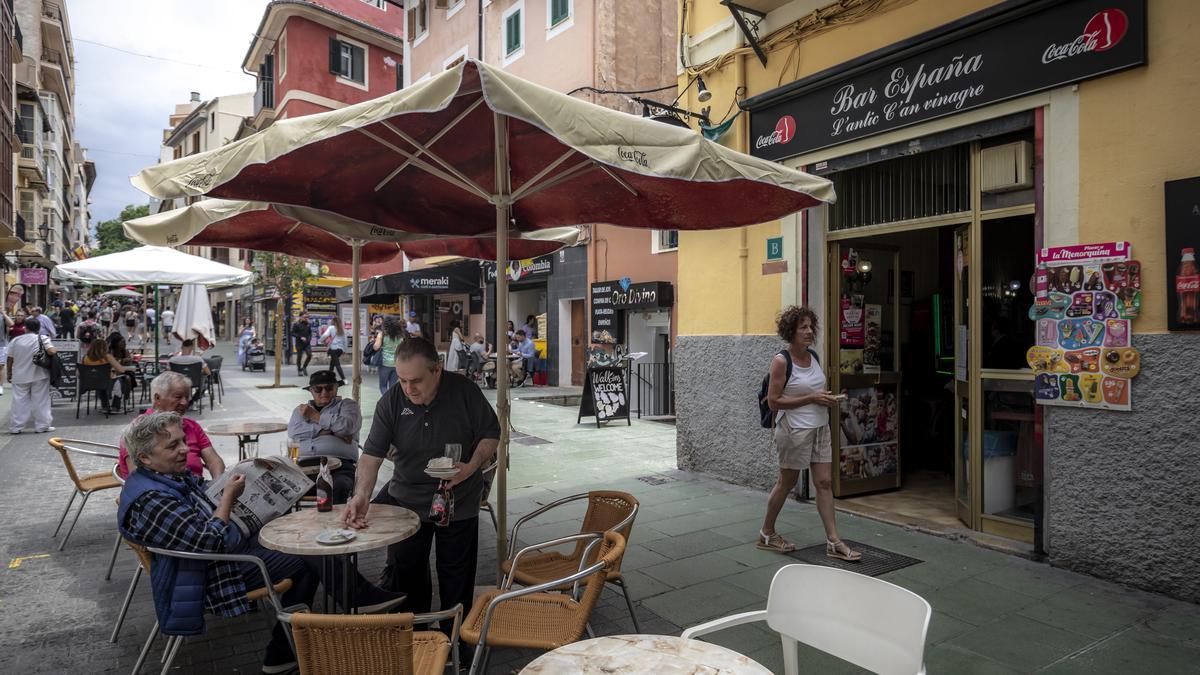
[500,491,641,631]
[132,548,300,675]
[462,530,627,675]
[109,538,153,643]
[48,438,122,551]
[281,605,462,675]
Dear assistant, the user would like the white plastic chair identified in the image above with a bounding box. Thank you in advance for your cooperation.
[681,564,931,675]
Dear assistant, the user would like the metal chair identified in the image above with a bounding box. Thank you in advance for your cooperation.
[478,460,500,533]
[168,361,210,414]
[501,491,641,631]
[76,363,115,418]
[682,564,933,675]
[461,531,626,675]
[131,548,302,675]
[105,463,127,581]
[204,355,224,404]
[281,605,462,675]
[110,538,153,644]
[47,438,122,551]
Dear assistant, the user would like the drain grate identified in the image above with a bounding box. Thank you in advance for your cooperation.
[786,540,922,577]
[637,474,677,485]
[511,433,551,445]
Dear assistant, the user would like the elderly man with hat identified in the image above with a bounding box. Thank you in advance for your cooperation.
[287,370,360,503]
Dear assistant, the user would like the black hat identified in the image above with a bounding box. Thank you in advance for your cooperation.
[307,370,344,389]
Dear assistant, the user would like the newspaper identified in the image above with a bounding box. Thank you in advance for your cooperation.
[205,456,314,537]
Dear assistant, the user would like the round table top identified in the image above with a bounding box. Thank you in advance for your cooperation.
[206,421,289,436]
[520,635,771,675]
[258,504,420,556]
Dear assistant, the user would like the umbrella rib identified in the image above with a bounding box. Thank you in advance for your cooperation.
[509,148,579,202]
[379,120,490,199]
[511,159,597,204]
[594,163,640,197]
[373,97,486,193]
[357,128,491,202]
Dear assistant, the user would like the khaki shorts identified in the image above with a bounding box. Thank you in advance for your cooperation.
[773,424,833,469]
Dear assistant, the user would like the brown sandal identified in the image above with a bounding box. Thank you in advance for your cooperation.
[826,539,862,561]
[757,530,796,553]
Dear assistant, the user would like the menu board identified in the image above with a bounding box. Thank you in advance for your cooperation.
[1027,242,1142,410]
[50,339,79,401]
[577,366,630,427]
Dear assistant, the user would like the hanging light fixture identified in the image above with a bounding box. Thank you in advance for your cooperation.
[696,75,712,103]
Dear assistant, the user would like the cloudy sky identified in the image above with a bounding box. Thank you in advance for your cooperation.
[70,0,268,224]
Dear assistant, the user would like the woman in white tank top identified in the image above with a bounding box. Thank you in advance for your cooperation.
[760,306,861,562]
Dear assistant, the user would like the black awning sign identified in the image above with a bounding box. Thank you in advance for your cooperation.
[748,0,1146,160]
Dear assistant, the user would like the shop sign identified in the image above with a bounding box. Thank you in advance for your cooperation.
[748,0,1146,160]
[766,236,784,261]
[368,303,401,315]
[577,366,630,427]
[485,255,554,283]
[589,281,624,344]
[396,263,481,294]
[1026,241,1142,411]
[1164,177,1200,331]
[19,268,47,285]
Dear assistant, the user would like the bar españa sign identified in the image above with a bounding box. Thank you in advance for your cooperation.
[748,0,1146,161]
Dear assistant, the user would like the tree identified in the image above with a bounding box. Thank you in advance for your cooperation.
[254,252,319,388]
[94,204,149,255]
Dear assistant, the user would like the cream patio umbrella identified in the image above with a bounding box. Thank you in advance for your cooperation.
[125,199,580,400]
[131,58,836,566]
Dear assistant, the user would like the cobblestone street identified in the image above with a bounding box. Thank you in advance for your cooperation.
[1,344,1198,674]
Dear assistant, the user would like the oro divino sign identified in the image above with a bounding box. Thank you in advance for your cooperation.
[747,0,1146,161]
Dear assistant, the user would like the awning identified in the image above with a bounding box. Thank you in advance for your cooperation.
[336,260,483,303]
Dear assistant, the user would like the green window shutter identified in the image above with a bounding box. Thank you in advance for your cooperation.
[551,0,569,26]
[506,11,521,55]
[329,37,340,75]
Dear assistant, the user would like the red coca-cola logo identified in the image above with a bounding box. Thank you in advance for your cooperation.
[1177,275,1200,293]
[1084,9,1128,52]
[754,115,796,149]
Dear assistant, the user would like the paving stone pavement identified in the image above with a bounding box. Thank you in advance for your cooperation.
[1,342,1198,674]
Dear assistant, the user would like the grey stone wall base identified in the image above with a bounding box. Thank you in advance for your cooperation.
[676,334,784,492]
[1046,332,1200,604]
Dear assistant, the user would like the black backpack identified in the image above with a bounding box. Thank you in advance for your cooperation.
[758,348,819,428]
[78,323,97,344]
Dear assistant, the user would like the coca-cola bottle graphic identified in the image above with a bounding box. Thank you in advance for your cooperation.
[1177,248,1199,325]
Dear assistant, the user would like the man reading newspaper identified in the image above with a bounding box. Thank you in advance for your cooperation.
[117,412,404,674]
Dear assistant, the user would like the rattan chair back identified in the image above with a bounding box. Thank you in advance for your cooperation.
[125,539,153,573]
[49,438,87,490]
[577,491,638,573]
[291,612,417,675]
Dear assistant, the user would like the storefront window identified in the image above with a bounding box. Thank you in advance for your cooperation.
[981,215,1035,370]
[982,378,1039,521]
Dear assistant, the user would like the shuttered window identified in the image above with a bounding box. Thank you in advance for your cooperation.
[328,37,365,84]
[505,10,522,55]
[550,0,569,27]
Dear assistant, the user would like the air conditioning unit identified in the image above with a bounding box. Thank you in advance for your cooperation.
[980,141,1033,193]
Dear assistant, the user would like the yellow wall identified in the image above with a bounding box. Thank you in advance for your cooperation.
[1076,0,1200,333]
[676,0,1000,336]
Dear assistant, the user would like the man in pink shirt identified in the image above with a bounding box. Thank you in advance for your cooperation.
[119,371,225,479]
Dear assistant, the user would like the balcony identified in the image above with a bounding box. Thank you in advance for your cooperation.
[18,144,46,185]
[41,3,69,58]
[40,48,72,110]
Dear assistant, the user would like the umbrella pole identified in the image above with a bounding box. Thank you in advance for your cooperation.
[351,240,362,402]
[494,114,511,580]
[154,285,160,366]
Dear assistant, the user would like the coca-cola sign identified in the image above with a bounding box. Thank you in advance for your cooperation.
[747,0,1146,161]
[1165,177,1200,331]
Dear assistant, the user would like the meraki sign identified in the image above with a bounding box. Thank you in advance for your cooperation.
[746,0,1146,161]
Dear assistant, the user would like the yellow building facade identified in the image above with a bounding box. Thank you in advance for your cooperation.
[673,0,1200,603]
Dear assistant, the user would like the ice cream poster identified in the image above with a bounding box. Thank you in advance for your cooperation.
[1027,242,1142,411]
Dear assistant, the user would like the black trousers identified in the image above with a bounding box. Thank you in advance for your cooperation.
[372,490,478,619]
[327,348,345,380]
[295,344,311,372]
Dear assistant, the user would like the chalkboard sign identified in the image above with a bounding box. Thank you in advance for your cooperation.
[577,366,630,427]
[50,339,79,401]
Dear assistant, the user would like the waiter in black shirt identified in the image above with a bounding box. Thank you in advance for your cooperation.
[345,337,500,618]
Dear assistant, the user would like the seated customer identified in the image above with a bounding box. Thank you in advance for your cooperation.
[287,370,359,503]
[118,412,404,673]
[169,339,211,376]
[118,371,225,479]
[80,337,135,413]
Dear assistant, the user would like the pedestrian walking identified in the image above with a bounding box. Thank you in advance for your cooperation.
[0,308,11,395]
[145,305,156,337]
[759,305,860,561]
[58,303,75,338]
[373,318,404,393]
[100,303,113,334]
[161,307,175,345]
[291,311,313,376]
[237,318,255,367]
[31,306,56,338]
[7,317,55,434]
[321,319,347,381]
[446,319,466,374]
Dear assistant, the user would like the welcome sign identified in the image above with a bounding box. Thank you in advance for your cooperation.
[748,0,1146,160]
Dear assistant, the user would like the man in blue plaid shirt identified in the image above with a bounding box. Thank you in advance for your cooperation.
[118,412,403,674]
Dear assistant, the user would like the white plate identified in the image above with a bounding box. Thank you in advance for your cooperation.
[424,467,459,478]
[315,528,357,546]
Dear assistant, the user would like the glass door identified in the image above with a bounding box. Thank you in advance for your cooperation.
[829,242,902,497]
[954,224,973,526]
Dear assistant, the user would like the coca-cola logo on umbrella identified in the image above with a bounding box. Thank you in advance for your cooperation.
[1043,9,1128,63]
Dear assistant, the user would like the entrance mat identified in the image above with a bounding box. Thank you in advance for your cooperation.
[511,432,551,446]
[786,540,922,577]
[637,474,678,486]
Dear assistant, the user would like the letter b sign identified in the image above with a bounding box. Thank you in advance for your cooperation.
[766,236,784,261]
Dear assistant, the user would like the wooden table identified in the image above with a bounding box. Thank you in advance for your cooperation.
[521,635,772,674]
[206,421,289,461]
[258,504,420,613]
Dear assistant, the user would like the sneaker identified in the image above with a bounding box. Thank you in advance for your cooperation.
[35,427,56,433]
[357,587,407,614]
